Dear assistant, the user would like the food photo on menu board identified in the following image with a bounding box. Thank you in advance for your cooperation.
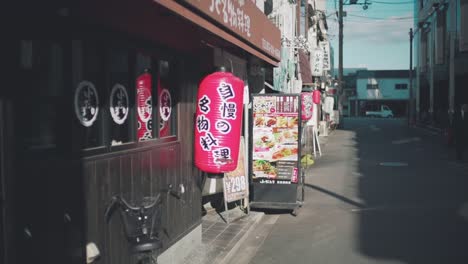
[252,95,300,182]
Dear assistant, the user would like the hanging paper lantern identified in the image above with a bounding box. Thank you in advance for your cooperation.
[194,70,244,173]
[312,89,321,104]
[301,92,313,120]
[136,71,153,141]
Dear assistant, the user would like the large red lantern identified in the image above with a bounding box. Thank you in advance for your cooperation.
[194,70,244,173]
[136,70,153,141]
[301,92,313,120]
[312,89,321,104]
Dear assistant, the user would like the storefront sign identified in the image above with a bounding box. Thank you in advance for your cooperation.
[74,81,99,127]
[319,41,330,71]
[312,48,324,77]
[252,95,300,184]
[184,0,281,60]
[159,88,172,122]
[110,83,129,125]
[301,92,313,120]
[136,72,153,141]
[223,139,249,202]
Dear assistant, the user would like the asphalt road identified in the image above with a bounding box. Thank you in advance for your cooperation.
[230,118,468,264]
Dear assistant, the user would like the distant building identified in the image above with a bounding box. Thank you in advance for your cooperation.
[348,70,412,117]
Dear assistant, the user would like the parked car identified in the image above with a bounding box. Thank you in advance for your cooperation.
[365,105,394,118]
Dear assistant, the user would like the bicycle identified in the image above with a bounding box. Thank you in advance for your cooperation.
[104,184,184,264]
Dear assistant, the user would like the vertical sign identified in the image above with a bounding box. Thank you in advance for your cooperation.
[319,41,330,71]
[223,139,249,202]
[252,95,300,184]
[311,48,324,77]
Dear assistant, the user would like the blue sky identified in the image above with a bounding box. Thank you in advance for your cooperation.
[325,0,414,71]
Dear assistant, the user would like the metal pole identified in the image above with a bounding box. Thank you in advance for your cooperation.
[409,28,414,126]
[338,0,344,127]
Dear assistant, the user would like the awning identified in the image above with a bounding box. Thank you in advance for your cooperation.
[75,0,281,66]
[299,50,313,85]
[158,0,280,66]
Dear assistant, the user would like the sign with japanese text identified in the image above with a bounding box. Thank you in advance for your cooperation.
[223,139,249,202]
[74,81,99,127]
[137,72,153,141]
[319,41,330,71]
[194,71,244,173]
[252,95,301,184]
[184,0,281,60]
[312,48,324,77]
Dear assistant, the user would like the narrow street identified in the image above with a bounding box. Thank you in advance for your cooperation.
[231,118,468,264]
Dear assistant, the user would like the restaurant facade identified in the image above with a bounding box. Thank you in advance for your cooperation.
[0,1,280,263]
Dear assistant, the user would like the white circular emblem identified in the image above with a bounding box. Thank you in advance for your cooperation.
[74,81,99,127]
[109,84,129,125]
[159,89,172,122]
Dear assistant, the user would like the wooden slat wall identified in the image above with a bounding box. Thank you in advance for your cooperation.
[83,142,200,263]
[83,57,203,264]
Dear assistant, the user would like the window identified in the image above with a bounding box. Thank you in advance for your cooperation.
[19,40,65,150]
[460,0,468,51]
[395,83,408,90]
[157,60,177,138]
[108,45,134,146]
[135,52,153,142]
[72,40,105,149]
[435,10,446,64]
[366,84,379,89]
[418,31,428,73]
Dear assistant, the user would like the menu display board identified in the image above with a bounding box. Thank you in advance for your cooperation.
[252,95,300,184]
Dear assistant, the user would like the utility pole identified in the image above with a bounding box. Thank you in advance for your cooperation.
[409,28,414,126]
[338,0,344,127]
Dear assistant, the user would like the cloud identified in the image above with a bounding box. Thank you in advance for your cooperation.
[343,17,413,44]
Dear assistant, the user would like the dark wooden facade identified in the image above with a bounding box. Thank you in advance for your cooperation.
[1,1,279,263]
[1,5,211,264]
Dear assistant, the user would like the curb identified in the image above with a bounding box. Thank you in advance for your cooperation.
[217,211,265,264]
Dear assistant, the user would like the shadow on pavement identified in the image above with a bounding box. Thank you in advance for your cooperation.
[346,119,468,264]
[304,183,365,209]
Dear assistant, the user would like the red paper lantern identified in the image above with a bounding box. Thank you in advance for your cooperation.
[194,70,244,173]
[301,92,313,120]
[136,71,153,141]
[312,89,321,104]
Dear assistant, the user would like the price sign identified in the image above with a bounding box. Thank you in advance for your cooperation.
[223,139,249,202]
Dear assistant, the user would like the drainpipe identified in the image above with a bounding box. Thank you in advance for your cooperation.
[429,29,434,123]
[448,31,455,123]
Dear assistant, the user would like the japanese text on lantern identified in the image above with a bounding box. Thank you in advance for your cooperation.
[197,81,237,165]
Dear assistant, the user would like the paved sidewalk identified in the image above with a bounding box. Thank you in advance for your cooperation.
[183,126,334,264]
[184,205,264,264]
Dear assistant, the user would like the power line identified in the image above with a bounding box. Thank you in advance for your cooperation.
[372,0,414,4]
[347,14,413,20]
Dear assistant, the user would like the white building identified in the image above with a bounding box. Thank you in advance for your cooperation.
[351,70,412,117]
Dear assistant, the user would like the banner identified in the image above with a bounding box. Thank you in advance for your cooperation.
[319,41,331,71]
[311,48,324,77]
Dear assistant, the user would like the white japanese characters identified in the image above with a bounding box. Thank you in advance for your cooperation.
[74,81,99,127]
[196,80,239,165]
[209,0,252,38]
